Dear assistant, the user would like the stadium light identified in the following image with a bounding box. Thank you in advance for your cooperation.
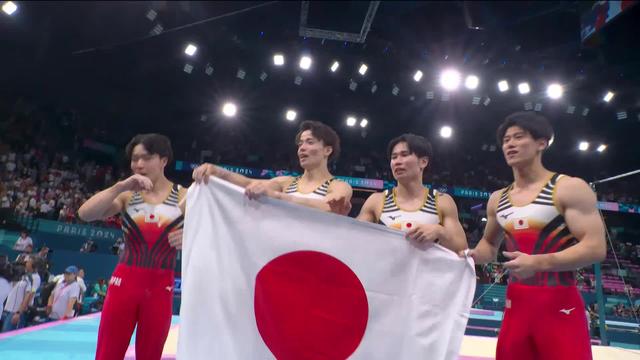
[440,69,461,91]
[2,1,17,15]
[184,44,197,56]
[518,82,530,94]
[440,126,453,139]
[285,110,297,121]
[597,144,607,153]
[273,54,285,66]
[498,80,509,92]
[222,102,237,117]
[547,83,563,99]
[360,118,368,128]
[299,56,312,70]
[413,70,423,82]
[358,64,368,75]
[346,116,357,127]
[330,61,340,72]
[465,75,479,90]
[603,91,614,103]
[578,141,589,151]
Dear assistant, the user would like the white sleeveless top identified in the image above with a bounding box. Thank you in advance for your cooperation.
[283,176,335,200]
[378,187,441,231]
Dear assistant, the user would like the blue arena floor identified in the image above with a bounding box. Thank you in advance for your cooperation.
[0,312,637,360]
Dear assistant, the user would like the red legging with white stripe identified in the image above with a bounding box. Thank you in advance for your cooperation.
[95,264,175,360]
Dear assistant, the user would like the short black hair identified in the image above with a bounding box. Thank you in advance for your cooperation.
[295,121,341,162]
[125,133,173,163]
[387,133,433,160]
[496,111,554,146]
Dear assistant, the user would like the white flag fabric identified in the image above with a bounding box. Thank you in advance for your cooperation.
[178,178,476,360]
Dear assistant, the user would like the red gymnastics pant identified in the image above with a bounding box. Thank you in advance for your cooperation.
[95,264,174,360]
[496,283,592,360]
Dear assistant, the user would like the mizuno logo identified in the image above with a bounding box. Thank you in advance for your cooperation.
[500,212,514,220]
[133,208,142,213]
[559,308,575,315]
[388,215,401,220]
[165,286,173,292]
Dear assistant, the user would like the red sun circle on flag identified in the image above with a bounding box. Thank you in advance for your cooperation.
[254,250,369,360]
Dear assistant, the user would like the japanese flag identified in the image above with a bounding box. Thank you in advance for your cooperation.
[178,178,476,359]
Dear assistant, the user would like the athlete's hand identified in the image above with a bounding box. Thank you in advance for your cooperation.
[245,182,277,200]
[458,248,475,259]
[327,197,352,215]
[503,251,538,279]
[168,229,183,250]
[192,163,218,184]
[405,224,443,244]
[117,174,153,193]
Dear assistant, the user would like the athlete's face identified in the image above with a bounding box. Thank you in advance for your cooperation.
[390,142,428,181]
[501,126,547,167]
[297,130,332,169]
[130,144,167,181]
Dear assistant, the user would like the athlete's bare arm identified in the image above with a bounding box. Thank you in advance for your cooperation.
[534,177,606,271]
[356,192,384,222]
[244,176,291,198]
[78,175,148,222]
[435,194,468,253]
[192,163,271,189]
[178,186,188,215]
[274,180,353,213]
[170,186,189,250]
[193,163,352,213]
[192,163,289,198]
[462,190,504,263]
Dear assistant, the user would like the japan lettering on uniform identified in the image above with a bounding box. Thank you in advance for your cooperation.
[109,276,122,287]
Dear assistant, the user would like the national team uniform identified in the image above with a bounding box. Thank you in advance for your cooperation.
[377,187,441,230]
[495,174,591,360]
[95,184,184,360]
[284,176,336,200]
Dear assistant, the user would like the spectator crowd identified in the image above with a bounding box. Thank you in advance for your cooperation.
[0,146,120,226]
[1,241,111,333]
